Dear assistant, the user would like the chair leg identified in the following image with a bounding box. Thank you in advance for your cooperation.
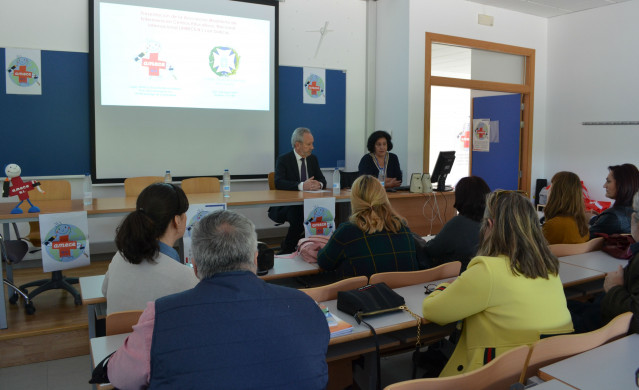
[23,271,83,305]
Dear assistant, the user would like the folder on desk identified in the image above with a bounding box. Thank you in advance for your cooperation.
[319,303,353,338]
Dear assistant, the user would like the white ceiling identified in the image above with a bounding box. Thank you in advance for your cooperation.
[466,0,633,18]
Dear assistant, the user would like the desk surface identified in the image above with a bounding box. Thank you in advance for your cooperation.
[539,333,639,390]
[559,250,628,273]
[80,256,319,305]
[558,262,605,288]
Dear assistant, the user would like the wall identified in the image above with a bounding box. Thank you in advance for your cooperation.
[0,0,368,254]
[375,0,548,193]
[545,1,639,201]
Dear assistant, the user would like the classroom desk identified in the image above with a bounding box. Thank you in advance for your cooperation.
[1,189,453,330]
[79,256,319,338]
[89,278,456,390]
[528,379,576,389]
[558,250,628,273]
[538,333,639,389]
[558,262,605,288]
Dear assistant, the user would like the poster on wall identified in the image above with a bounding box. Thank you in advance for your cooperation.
[39,211,90,273]
[472,119,491,152]
[303,197,335,237]
[5,48,42,95]
[183,203,226,265]
[303,67,326,104]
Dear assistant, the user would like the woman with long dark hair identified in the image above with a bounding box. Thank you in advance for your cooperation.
[590,163,639,237]
[102,183,198,314]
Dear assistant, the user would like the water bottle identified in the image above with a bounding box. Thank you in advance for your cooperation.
[164,170,172,183]
[378,168,385,188]
[332,168,341,195]
[83,173,93,206]
[223,169,231,198]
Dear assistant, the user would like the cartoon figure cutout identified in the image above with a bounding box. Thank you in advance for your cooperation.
[2,163,45,214]
[304,206,335,237]
[43,223,87,262]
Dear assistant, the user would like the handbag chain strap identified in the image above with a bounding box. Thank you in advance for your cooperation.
[400,305,422,347]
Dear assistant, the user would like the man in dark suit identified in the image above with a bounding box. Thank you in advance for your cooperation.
[269,127,326,253]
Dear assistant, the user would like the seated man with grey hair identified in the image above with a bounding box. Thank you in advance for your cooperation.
[107,210,330,389]
[269,127,327,254]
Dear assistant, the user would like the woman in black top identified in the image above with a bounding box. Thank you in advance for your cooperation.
[358,130,402,188]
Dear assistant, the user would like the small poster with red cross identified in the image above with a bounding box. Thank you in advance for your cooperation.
[302,67,326,105]
[5,48,42,95]
[303,197,335,238]
[39,211,90,272]
[472,119,491,152]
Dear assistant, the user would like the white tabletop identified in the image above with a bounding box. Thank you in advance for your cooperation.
[530,379,577,389]
[80,256,319,304]
[558,262,605,287]
[80,274,106,304]
[261,256,319,280]
[559,250,628,273]
[539,333,639,390]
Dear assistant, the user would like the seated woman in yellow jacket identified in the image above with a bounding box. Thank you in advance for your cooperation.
[422,190,573,377]
[542,171,589,244]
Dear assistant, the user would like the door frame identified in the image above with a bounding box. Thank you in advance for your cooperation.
[424,33,535,194]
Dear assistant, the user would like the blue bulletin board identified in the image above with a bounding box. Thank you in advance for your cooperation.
[278,66,346,169]
[0,49,91,177]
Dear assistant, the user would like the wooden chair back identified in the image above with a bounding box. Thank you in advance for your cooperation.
[369,261,461,289]
[106,310,145,336]
[549,237,604,258]
[521,311,632,383]
[300,276,367,302]
[124,176,163,197]
[21,180,71,247]
[384,345,530,390]
[268,172,275,190]
[181,177,220,194]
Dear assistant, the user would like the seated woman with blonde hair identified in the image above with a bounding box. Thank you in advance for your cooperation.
[543,171,589,244]
[317,175,418,278]
[422,191,573,377]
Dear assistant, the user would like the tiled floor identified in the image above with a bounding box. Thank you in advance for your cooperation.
[0,355,93,390]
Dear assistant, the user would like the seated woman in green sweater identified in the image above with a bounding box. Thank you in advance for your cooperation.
[542,171,589,244]
[317,175,419,279]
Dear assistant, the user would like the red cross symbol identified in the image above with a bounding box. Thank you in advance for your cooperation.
[51,234,77,258]
[310,216,328,235]
[13,65,33,84]
[476,126,487,139]
[460,131,470,148]
[141,53,167,76]
[307,81,321,96]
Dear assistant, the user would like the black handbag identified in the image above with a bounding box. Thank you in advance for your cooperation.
[337,283,406,319]
[337,283,422,390]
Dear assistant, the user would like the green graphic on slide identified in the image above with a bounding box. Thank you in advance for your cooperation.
[209,47,239,76]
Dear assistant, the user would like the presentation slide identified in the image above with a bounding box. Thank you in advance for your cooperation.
[100,3,270,110]
[91,0,276,182]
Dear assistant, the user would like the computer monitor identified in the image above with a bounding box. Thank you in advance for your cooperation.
[430,151,456,191]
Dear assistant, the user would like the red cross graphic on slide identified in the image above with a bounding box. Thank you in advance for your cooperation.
[13,65,33,84]
[51,235,78,258]
[141,53,167,76]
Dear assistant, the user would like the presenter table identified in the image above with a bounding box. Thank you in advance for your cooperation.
[538,333,639,389]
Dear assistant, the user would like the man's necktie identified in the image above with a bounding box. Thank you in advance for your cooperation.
[300,158,307,182]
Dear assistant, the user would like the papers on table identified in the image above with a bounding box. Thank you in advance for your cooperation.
[319,303,353,338]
